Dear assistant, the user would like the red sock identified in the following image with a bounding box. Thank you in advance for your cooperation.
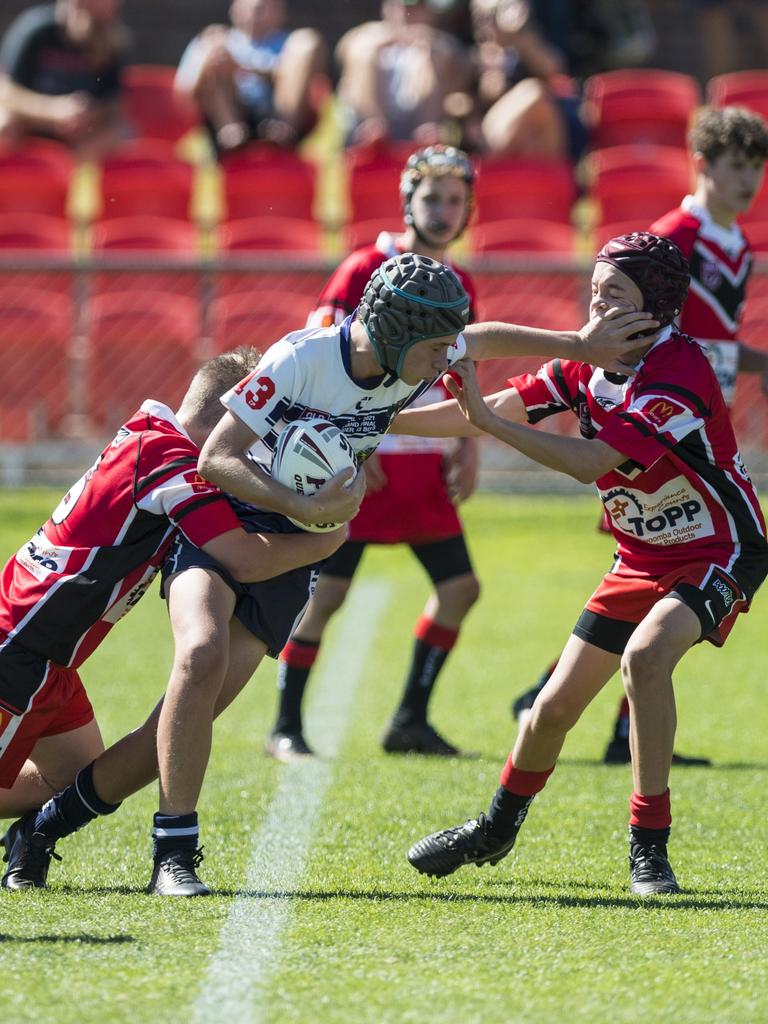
[629,789,671,830]
[500,755,554,796]
[279,638,320,669]
[414,615,458,651]
[618,696,630,720]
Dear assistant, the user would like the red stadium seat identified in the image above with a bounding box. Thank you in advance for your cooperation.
[584,70,700,149]
[470,219,576,255]
[707,71,768,121]
[217,216,321,253]
[0,212,71,251]
[122,64,201,142]
[0,287,73,436]
[473,158,577,224]
[222,144,316,221]
[588,145,693,229]
[84,291,201,425]
[209,289,318,352]
[344,140,416,222]
[744,221,768,252]
[90,215,201,298]
[99,140,195,221]
[0,140,74,217]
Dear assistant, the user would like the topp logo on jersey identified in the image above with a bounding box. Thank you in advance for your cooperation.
[601,479,715,545]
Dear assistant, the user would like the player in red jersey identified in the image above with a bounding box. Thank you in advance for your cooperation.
[515,105,768,765]
[0,348,346,893]
[267,145,483,761]
[398,234,768,894]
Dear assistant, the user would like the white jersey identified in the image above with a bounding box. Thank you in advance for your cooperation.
[221,317,467,468]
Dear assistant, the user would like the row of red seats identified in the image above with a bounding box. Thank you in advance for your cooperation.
[3,67,768,252]
[0,283,319,439]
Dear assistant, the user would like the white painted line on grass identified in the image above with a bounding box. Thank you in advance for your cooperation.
[193,579,392,1024]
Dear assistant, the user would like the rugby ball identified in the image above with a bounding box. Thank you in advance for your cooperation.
[271,418,357,532]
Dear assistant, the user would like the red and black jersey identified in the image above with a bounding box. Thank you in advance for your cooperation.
[0,401,239,686]
[511,328,768,592]
[651,197,751,342]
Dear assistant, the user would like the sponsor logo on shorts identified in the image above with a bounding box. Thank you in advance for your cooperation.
[711,576,735,608]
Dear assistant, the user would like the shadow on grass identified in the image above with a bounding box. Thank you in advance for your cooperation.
[202,886,768,911]
[558,758,768,771]
[0,933,135,944]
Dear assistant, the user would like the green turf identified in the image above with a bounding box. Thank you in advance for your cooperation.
[1,488,766,1023]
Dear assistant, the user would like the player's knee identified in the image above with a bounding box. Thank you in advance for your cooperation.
[532,691,580,733]
[172,633,228,690]
[621,638,663,697]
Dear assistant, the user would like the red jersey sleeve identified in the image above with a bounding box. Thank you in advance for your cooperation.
[508,359,581,423]
[134,433,240,548]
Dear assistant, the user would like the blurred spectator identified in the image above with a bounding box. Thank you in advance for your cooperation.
[692,1,768,82]
[0,0,127,159]
[466,0,586,161]
[335,0,473,147]
[174,0,326,154]
[568,0,656,79]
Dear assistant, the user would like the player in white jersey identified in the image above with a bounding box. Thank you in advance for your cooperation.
[0,349,346,895]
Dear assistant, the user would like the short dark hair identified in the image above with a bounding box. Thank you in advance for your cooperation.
[689,105,768,163]
[181,346,261,428]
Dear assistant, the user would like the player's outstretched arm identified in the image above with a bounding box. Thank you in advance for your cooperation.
[463,308,659,373]
[202,526,346,583]
[391,366,527,437]
[199,411,364,526]
[444,361,624,484]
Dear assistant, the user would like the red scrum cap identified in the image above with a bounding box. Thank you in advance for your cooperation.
[596,232,690,327]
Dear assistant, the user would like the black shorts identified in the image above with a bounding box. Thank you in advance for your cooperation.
[321,533,474,585]
[161,504,322,658]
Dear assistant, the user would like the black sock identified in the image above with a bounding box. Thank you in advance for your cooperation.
[395,639,451,724]
[153,811,199,860]
[485,786,534,841]
[33,761,121,842]
[630,824,670,850]
[274,640,318,734]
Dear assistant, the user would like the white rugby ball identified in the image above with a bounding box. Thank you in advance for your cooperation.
[271,418,357,532]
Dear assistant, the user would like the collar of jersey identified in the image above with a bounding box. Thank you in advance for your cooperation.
[681,195,746,257]
[632,324,674,372]
[340,315,386,390]
[140,399,189,437]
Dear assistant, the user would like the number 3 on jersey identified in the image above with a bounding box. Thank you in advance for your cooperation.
[234,371,276,410]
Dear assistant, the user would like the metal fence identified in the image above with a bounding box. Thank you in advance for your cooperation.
[2,255,767,487]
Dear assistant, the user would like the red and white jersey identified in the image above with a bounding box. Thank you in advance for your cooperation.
[0,401,239,676]
[651,197,752,404]
[306,231,477,456]
[511,327,768,590]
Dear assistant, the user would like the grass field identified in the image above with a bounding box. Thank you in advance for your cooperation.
[1,488,767,1024]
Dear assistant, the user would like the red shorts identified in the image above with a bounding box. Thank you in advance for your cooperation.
[349,452,460,544]
[0,642,94,788]
[573,560,750,655]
